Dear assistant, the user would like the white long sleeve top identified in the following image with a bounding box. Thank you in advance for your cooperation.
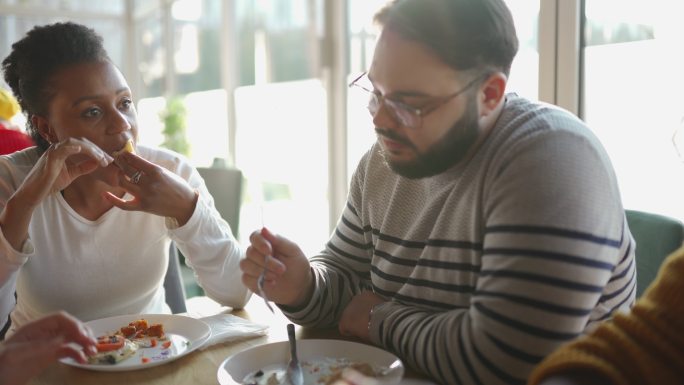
[0,145,250,333]
[282,94,636,385]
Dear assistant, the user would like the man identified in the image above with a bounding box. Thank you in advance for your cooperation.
[241,1,636,384]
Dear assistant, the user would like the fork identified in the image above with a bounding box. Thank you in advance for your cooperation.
[286,323,303,385]
[257,203,275,314]
[257,260,275,313]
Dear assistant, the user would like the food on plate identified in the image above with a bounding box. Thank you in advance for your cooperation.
[123,318,167,348]
[113,138,136,156]
[242,357,384,385]
[321,362,376,384]
[89,335,139,365]
[88,318,168,365]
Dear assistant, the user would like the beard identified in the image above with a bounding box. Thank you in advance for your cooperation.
[376,96,480,179]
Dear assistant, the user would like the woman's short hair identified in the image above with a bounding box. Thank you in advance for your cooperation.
[1,22,110,151]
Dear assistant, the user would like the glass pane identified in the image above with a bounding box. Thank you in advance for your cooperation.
[345,0,540,180]
[184,89,229,166]
[0,16,125,85]
[346,0,387,177]
[582,0,684,221]
[134,0,159,17]
[136,90,230,168]
[172,0,221,94]
[234,81,329,255]
[233,0,329,254]
[504,0,539,100]
[135,10,165,99]
[0,0,124,14]
[235,0,317,86]
[136,96,167,151]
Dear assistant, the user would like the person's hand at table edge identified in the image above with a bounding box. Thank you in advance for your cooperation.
[0,311,97,385]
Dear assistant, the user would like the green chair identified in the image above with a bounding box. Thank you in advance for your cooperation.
[625,209,684,297]
[178,165,244,299]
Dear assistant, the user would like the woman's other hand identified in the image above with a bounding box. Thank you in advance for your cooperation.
[105,150,198,225]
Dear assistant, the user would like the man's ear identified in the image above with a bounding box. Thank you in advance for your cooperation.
[31,115,56,144]
[478,72,507,118]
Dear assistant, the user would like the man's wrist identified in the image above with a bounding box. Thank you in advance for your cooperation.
[280,267,316,312]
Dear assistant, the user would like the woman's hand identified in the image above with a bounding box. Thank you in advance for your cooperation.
[104,151,198,225]
[0,311,97,385]
[17,138,113,207]
[0,138,112,250]
[240,227,315,308]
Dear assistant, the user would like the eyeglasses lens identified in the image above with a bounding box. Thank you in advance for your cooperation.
[367,94,418,128]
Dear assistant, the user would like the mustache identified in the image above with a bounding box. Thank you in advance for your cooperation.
[375,127,413,147]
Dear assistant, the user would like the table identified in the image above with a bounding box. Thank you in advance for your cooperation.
[29,296,436,385]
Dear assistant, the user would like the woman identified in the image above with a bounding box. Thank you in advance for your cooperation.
[527,245,684,385]
[0,22,250,335]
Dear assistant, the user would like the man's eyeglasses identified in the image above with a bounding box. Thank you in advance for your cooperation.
[348,72,484,129]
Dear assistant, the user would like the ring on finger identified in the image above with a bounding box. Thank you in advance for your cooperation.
[131,170,143,184]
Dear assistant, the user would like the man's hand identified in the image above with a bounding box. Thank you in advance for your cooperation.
[0,312,97,385]
[338,291,385,342]
[240,227,315,308]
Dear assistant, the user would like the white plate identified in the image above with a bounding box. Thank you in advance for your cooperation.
[217,339,404,385]
[61,313,211,371]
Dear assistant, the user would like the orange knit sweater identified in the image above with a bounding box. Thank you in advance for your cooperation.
[528,246,684,385]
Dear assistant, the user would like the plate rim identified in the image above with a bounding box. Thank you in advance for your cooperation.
[217,338,404,385]
[60,313,211,371]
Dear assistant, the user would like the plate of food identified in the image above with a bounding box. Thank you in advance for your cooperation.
[60,314,211,371]
[217,339,404,385]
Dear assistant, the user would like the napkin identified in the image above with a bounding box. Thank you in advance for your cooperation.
[198,313,269,349]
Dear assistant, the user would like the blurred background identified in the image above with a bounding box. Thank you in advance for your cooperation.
[1,0,683,258]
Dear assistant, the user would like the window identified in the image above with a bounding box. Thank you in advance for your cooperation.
[504,0,540,100]
[133,0,228,169]
[233,0,330,255]
[581,0,684,221]
[135,9,165,99]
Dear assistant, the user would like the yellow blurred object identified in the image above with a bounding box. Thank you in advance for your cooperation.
[113,139,136,156]
[0,88,20,121]
[122,139,135,154]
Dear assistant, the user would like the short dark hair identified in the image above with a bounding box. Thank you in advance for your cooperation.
[374,0,518,77]
[2,22,110,151]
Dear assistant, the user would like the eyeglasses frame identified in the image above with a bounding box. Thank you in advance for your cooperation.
[348,71,486,129]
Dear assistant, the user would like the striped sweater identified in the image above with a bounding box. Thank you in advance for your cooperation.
[284,94,636,385]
